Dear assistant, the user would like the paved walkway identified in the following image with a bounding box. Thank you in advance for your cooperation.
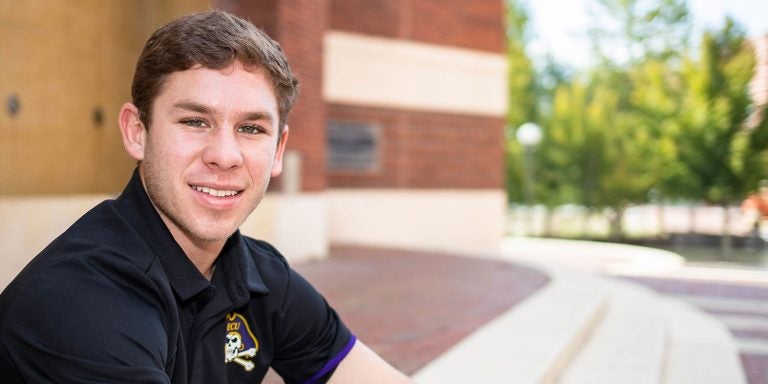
[296,246,549,374]
[261,245,548,383]
[502,237,768,384]
[265,238,768,383]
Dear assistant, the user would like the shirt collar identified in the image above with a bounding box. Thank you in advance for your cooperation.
[116,168,269,303]
[218,233,270,306]
[115,169,211,302]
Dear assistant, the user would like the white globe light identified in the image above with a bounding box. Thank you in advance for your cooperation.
[516,122,542,146]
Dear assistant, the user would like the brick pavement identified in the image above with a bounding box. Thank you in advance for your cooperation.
[261,245,549,383]
[623,275,768,384]
[253,242,768,383]
[297,246,550,374]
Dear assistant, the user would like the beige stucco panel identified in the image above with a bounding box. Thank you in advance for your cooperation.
[1,188,507,289]
[0,195,112,288]
[327,189,507,254]
[240,193,330,264]
[0,191,329,289]
[324,31,508,117]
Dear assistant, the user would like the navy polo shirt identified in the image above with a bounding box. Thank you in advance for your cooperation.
[0,170,354,383]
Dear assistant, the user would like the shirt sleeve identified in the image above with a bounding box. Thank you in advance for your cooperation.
[270,267,355,384]
[0,253,172,383]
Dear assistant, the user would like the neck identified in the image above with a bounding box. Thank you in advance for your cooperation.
[180,239,223,280]
[165,223,225,281]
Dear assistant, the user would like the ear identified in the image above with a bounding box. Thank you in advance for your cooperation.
[119,103,147,161]
[271,126,290,177]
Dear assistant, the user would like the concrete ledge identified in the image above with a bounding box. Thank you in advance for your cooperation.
[500,237,684,275]
[412,270,608,384]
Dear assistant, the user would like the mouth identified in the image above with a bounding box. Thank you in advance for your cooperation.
[190,185,243,197]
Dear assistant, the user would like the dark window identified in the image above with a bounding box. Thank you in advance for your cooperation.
[326,120,380,172]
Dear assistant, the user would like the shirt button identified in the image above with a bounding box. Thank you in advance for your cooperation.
[200,285,216,302]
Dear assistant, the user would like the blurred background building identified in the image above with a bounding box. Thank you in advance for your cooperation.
[0,0,508,285]
[748,34,768,127]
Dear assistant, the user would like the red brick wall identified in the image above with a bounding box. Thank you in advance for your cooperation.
[330,0,505,53]
[222,0,329,192]
[330,0,402,38]
[222,0,506,191]
[327,0,506,190]
[410,0,505,53]
[328,104,505,189]
[218,0,278,35]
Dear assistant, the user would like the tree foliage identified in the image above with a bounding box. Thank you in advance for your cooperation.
[672,18,765,204]
[588,0,691,64]
[504,0,768,239]
[504,0,539,203]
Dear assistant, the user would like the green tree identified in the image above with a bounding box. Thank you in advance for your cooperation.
[569,0,691,238]
[504,0,540,204]
[536,81,592,234]
[672,18,766,250]
[532,58,577,207]
[589,0,690,65]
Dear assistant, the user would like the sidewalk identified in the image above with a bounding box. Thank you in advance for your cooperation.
[296,245,549,374]
[260,244,549,383]
[495,237,767,383]
[276,238,767,383]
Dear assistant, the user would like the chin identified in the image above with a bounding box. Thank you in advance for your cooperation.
[187,222,239,244]
[195,231,236,244]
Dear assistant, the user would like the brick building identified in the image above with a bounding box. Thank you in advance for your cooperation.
[0,0,507,283]
[748,34,768,127]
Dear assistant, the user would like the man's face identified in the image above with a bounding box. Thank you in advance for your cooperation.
[136,62,287,247]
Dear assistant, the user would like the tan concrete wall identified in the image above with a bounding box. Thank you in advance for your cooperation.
[0,194,110,287]
[240,192,330,263]
[0,190,328,289]
[0,0,212,195]
[328,189,507,253]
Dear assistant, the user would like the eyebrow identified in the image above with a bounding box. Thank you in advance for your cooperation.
[171,101,275,125]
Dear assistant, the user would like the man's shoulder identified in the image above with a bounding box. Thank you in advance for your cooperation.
[0,202,171,336]
[52,199,154,261]
[234,236,313,300]
[9,200,158,292]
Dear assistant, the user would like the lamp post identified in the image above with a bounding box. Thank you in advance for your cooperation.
[516,122,542,236]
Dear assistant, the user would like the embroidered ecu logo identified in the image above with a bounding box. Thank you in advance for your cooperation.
[225,312,259,372]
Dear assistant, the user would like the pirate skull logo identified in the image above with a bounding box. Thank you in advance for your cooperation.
[226,332,243,361]
[224,313,259,372]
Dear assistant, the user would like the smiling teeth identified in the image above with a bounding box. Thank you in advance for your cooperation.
[192,186,239,197]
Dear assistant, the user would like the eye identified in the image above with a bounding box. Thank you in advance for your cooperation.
[180,118,209,128]
[237,125,265,135]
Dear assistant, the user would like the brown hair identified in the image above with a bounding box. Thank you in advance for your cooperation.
[131,10,298,131]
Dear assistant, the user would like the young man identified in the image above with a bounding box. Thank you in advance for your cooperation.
[0,11,411,384]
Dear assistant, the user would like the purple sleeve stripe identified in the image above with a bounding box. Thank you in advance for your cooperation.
[302,334,357,384]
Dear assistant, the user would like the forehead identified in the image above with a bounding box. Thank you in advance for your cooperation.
[154,62,278,118]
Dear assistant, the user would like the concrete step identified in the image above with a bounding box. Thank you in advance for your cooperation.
[670,293,768,356]
[671,294,768,316]
[556,279,667,384]
[662,299,747,383]
[554,280,746,384]
[412,270,609,384]
[412,267,748,384]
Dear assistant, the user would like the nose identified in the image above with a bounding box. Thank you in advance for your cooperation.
[202,128,244,170]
